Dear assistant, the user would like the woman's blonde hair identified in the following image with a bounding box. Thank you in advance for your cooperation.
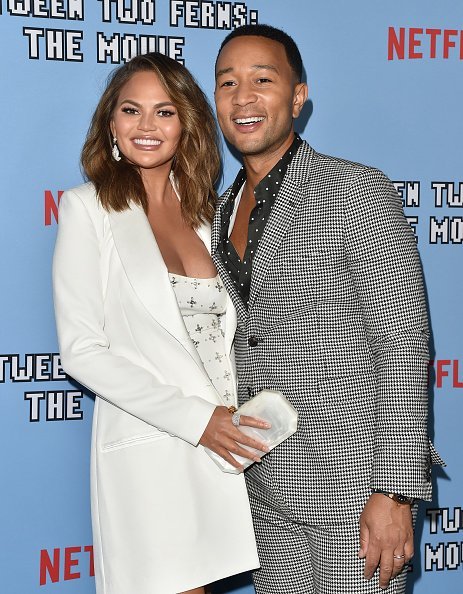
[81,53,220,227]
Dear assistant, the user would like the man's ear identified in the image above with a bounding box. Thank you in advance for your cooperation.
[292,82,308,119]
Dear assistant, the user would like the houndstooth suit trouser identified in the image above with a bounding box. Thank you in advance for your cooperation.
[212,141,438,593]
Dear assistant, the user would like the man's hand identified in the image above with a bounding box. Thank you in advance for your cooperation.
[199,406,271,471]
[359,493,414,590]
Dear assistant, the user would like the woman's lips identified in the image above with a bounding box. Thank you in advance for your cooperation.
[133,138,161,146]
[132,138,162,149]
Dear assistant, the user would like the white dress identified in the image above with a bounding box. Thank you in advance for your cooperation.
[170,273,235,407]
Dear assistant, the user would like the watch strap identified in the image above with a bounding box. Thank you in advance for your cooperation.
[372,489,415,505]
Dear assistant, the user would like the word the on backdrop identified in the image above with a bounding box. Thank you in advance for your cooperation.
[2,0,261,63]
[0,353,86,422]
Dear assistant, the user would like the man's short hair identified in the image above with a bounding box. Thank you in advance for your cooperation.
[217,24,303,83]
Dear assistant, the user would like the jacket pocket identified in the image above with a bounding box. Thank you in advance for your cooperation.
[101,431,170,452]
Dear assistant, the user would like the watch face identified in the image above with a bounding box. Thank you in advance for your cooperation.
[394,494,414,505]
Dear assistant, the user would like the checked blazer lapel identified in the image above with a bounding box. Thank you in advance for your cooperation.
[212,192,249,325]
[248,142,314,311]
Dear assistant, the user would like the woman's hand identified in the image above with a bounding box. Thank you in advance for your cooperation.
[199,406,271,471]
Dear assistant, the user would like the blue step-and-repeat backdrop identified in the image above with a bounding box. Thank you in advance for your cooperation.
[1,1,461,593]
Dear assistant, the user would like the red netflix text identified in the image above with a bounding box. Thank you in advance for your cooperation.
[40,545,94,585]
[429,360,463,389]
[44,190,63,226]
[388,27,463,60]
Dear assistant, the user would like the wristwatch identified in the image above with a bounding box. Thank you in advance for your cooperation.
[372,489,415,505]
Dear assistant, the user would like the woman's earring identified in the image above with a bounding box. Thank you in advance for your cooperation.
[112,137,121,162]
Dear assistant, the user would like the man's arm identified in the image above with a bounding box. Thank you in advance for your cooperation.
[344,167,431,587]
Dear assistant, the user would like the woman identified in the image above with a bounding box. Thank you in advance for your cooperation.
[52,53,266,594]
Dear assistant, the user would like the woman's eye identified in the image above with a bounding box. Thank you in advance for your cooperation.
[158,110,176,117]
[121,107,138,115]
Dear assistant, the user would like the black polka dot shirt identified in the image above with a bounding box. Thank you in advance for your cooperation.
[218,134,303,307]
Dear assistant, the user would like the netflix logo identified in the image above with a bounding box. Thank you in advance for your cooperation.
[388,27,463,60]
[429,360,463,389]
[44,190,63,226]
[40,545,94,585]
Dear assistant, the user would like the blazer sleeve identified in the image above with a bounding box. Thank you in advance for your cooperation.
[343,168,432,500]
[52,189,216,446]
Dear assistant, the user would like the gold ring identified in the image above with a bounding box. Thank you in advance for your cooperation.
[227,406,237,414]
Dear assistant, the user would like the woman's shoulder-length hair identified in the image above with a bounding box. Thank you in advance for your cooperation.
[81,52,221,227]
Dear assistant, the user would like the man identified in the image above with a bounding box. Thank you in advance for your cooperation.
[199,24,442,593]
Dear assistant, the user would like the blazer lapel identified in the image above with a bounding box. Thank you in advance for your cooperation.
[213,143,316,316]
[212,192,249,326]
[197,220,237,355]
[248,142,314,310]
[108,203,204,367]
[196,221,211,255]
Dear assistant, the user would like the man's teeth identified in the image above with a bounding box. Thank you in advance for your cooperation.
[134,138,161,145]
[234,117,264,125]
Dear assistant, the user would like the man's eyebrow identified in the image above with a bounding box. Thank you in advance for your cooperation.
[216,66,233,78]
[251,64,278,73]
[216,64,279,78]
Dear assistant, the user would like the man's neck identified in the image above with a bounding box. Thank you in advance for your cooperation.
[242,131,296,189]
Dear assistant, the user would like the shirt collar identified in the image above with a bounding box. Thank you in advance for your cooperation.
[226,134,302,207]
[253,134,302,204]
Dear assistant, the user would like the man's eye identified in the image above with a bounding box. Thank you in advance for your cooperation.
[220,81,236,87]
[256,78,272,84]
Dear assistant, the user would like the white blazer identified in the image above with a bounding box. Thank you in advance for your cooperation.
[53,183,259,594]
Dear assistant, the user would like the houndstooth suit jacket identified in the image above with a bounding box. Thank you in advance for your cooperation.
[212,140,436,525]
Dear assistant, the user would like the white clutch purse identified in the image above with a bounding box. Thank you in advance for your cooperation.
[205,389,298,474]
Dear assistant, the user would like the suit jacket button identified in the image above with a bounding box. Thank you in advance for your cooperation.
[248,336,259,347]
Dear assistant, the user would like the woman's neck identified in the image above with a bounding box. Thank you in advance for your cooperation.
[141,162,173,207]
